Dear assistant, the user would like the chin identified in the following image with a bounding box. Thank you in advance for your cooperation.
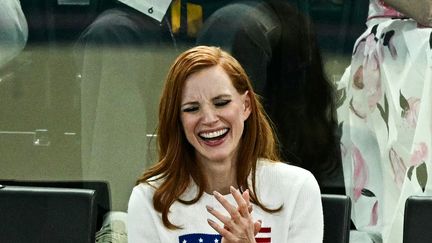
[204,154,229,162]
[199,150,234,163]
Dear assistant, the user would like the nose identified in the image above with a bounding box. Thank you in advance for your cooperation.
[201,105,218,124]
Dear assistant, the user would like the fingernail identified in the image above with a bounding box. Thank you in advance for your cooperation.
[258,219,262,224]
[207,218,215,224]
[230,186,237,193]
[206,205,214,211]
[213,191,221,197]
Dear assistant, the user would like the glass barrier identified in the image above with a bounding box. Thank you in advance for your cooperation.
[3,0,431,242]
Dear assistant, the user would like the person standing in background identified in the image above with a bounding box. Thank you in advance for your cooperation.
[337,0,432,242]
[197,0,343,194]
[74,0,177,211]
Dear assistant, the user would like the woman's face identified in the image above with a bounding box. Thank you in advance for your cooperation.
[180,65,251,165]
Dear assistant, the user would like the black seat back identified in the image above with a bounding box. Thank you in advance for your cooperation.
[0,185,97,243]
[322,194,351,243]
[0,180,110,230]
[403,196,432,243]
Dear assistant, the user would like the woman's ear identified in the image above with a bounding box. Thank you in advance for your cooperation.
[243,91,252,120]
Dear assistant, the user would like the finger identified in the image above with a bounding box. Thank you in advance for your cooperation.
[206,205,232,227]
[240,188,253,213]
[230,186,249,217]
[254,220,262,235]
[241,188,250,202]
[213,190,241,221]
[207,219,236,240]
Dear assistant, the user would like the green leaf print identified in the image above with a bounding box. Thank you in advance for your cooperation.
[399,90,409,117]
[416,162,428,192]
[407,166,415,180]
[361,188,376,197]
[377,95,389,134]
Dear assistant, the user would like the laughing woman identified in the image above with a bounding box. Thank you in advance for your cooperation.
[127,46,323,243]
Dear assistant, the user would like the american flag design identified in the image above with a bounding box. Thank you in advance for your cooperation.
[178,227,271,242]
[178,233,221,243]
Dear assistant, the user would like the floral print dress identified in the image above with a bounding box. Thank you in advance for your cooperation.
[336,0,432,242]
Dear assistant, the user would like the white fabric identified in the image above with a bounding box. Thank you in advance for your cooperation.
[337,5,432,242]
[96,211,128,243]
[0,0,28,68]
[127,159,323,243]
[117,0,172,22]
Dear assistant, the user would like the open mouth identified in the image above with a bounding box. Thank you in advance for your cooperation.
[198,128,229,141]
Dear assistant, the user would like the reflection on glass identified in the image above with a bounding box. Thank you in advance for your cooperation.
[33,129,50,146]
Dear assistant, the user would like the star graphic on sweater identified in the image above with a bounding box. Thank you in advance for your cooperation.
[199,238,203,243]
[214,239,219,243]
[182,240,187,243]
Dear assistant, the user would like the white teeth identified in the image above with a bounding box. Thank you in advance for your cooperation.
[200,128,228,139]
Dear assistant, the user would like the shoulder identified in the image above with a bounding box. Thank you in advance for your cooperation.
[127,182,167,242]
[257,159,316,181]
[255,159,320,194]
[130,175,166,201]
[254,159,322,214]
[129,183,155,205]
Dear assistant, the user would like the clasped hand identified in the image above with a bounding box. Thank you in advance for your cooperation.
[206,186,262,243]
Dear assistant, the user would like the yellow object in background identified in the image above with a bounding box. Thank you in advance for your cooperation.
[171,0,202,38]
[186,3,202,37]
[170,0,181,34]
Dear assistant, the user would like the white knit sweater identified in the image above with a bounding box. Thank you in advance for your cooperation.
[127,159,323,243]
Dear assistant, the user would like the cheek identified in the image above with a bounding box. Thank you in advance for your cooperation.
[227,110,246,131]
[232,105,248,122]
[180,115,197,139]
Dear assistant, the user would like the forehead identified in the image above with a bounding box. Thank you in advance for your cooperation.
[181,65,238,101]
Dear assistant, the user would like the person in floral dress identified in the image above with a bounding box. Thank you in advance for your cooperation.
[337,0,432,242]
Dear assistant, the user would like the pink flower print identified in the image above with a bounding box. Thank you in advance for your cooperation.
[363,34,378,58]
[403,97,421,128]
[389,148,407,188]
[353,65,364,90]
[410,142,428,166]
[350,54,382,118]
[363,54,382,110]
[350,66,368,119]
[369,201,379,226]
[353,146,368,202]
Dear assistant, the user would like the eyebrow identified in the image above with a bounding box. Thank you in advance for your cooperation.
[181,94,232,108]
[181,101,199,108]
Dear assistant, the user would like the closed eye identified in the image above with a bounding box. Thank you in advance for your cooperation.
[214,99,231,107]
[182,106,199,113]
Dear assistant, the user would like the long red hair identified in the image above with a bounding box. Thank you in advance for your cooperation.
[137,46,280,229]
